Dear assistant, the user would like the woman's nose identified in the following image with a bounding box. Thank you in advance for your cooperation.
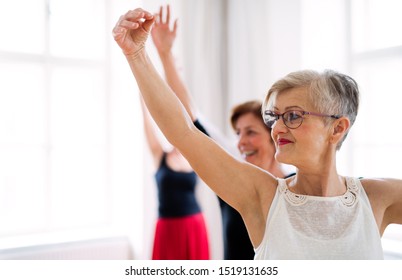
[237,133,247,147]
[271,117,288,135]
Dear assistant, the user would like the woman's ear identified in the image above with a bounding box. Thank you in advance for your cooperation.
[331,117,350,144]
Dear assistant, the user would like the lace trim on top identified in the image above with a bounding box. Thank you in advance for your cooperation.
[278,177,359,207]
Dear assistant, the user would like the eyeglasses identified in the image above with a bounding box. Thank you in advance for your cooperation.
[263,110,341,129]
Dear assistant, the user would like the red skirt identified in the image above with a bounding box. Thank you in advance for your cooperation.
[152,213,210,260]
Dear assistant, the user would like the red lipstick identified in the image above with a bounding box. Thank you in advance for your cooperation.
[277,138,293,146]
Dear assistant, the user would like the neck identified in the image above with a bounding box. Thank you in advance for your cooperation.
[289,156,345,197]
[263,161,286,178]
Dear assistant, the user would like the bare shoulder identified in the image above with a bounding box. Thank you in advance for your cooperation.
[360,177,402,206]
[360,177,385,192]
[360,177,401,193]
[361,177,402,229]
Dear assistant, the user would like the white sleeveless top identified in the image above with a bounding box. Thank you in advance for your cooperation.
[254,177,383,259]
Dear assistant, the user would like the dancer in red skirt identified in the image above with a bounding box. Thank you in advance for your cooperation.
[140,98,210,260]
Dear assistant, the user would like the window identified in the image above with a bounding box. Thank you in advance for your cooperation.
[0,0,119,247]
[350,0,402,258]
[300,0,402,259]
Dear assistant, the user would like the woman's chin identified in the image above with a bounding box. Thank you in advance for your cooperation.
[245,155,257,165]
[275,153,291,165]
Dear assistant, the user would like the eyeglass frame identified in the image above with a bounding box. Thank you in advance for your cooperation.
[263,109,341,129]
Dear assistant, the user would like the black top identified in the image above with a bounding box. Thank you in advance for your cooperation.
[154,120,209,218]
[218,197,255,260]
[193,119,209,136]
[155,153,200,218]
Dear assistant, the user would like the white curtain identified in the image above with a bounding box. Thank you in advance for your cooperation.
[180,0,305,135]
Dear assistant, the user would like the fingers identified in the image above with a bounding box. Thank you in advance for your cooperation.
[159,6,163,23]
[142,16,155,33]
[153,13,160,26]
[112,7,155,46]
[131,9,153,21]
[119,18,139,29]
[113,8,154,34]
[112,26,125,42]
[166,4,171,24]
[120,8,154,27]
[112,15,128,41]
[156,4,171,25]
[173,18,178,35]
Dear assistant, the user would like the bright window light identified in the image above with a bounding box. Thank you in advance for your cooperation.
[0,0,46,54]
[352,0,402,52]
[351,0,402,254]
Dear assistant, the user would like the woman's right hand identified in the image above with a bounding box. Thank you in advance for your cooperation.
[151,5,178,55]
[112,8,155,57]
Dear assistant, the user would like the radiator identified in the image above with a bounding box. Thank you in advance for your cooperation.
[0,236,133,260]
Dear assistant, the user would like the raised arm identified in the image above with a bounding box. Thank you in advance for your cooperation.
[151,5,197,121]
[151,5,240,157]
[112,9,278,246]
[139,96,163,168]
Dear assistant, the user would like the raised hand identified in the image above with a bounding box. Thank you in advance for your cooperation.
[151,5,178,55]
[112,8,155,57]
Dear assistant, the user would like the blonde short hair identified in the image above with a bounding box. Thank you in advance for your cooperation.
[263,69,359,149]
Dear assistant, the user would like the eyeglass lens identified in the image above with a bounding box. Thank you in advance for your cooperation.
[264,111,303,129]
